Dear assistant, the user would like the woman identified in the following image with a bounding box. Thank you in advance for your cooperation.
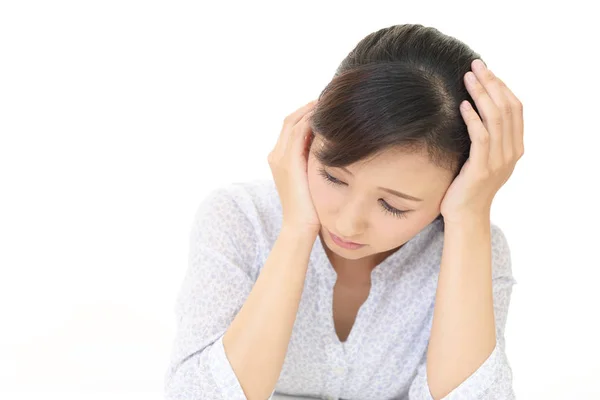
[164,23,524,400]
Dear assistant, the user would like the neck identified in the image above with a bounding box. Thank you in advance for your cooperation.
[320,231,403,285]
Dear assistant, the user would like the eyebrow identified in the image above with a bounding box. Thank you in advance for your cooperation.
[338,166,424,202]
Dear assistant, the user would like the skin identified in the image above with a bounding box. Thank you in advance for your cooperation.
[304,59,524,398]
[425,59,523,399]
[306,135,455,285]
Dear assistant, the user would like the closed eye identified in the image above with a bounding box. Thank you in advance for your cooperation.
[317,167,410,219]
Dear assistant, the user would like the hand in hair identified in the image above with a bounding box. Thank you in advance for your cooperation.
[440,59,524,223]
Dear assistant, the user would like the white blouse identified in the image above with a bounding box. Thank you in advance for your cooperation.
[164,179,517,399]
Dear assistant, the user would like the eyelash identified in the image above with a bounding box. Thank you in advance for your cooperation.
[317,167,409,219]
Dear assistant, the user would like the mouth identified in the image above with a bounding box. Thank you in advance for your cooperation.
[327,229,366,249]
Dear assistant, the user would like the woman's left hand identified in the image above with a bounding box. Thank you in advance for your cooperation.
[440,59,524,223]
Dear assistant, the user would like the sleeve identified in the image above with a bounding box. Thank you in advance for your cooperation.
[163,186,277,400]
[408,224,518,400]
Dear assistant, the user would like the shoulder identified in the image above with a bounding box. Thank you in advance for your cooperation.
[186,180,279,281]
[490,223,510,259]
[228,178,283,240]
[490,223,516,283]
[435,220,515,282]
[194,179,279,227]
[191,178,282,253]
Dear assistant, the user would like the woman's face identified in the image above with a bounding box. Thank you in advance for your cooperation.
[307,135,455,261]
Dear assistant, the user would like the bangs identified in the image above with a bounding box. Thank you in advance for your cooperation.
[308,62,461,171]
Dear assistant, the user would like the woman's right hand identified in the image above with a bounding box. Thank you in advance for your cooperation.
[268,100,321,236]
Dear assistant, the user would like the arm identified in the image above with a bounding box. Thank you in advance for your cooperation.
[409,57,523,400]
[164,187,317,400]
[223,225,317,400]
[427,215,496,398]
[408,218,517,399]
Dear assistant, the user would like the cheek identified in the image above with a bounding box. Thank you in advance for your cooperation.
[371,211,434,248]
[307,173,332,211]
[306,164,323,201]
[307,169,340,214]
[373,219,405,245]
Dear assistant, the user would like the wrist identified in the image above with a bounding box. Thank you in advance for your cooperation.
[280,224,320,241]
[442,211,491,228]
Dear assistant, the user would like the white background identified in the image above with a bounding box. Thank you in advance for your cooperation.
[1,1,598,399]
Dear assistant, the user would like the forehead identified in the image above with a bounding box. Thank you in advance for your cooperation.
[356,148,450,185]
[313,135,453,192]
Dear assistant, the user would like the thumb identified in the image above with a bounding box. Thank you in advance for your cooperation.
[292,113,314,155]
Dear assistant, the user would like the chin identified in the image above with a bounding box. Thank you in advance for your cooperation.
[321,231,371,259]
[328,246,370,261]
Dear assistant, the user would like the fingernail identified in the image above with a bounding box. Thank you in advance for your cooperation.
[473,59,486,71]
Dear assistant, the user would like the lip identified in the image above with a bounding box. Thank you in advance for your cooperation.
[328,230,365,250]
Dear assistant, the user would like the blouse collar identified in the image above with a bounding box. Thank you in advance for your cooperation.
[311,219,443,290]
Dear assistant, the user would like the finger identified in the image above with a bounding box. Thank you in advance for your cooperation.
[287,111,314,158]
[284,99,318,128]
[470,61,513,165]
[465,66,503,167]
[275,100,316,153]
[277,100,317,155]
[495,75,524,157]
[460,100,489,171]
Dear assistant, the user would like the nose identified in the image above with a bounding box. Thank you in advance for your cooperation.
[334,197,367,240]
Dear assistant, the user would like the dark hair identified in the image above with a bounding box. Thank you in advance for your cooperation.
[309,23,484,180]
